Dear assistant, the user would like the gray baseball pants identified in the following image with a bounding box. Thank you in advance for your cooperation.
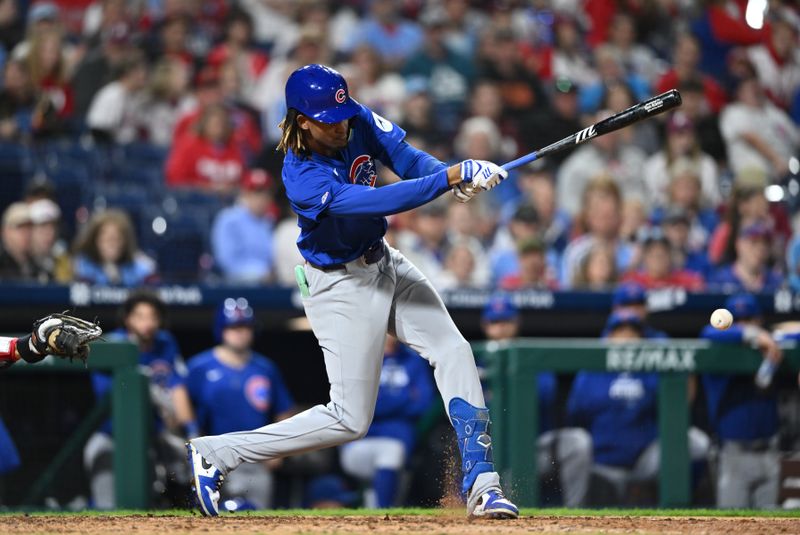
[192,244,499,495]
[716,438,779,508]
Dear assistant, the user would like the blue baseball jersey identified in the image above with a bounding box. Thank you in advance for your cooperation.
[92,328,183,435]
[282,102,448,266]
[567,371,659,467]
[183,349,294,436]
[699,324,778,441]
[367,344,436,454]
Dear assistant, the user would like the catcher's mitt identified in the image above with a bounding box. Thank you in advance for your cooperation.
[32,312,104,363]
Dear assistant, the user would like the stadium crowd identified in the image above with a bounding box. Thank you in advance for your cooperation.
[0,0,799,291]
[1,0,800,513]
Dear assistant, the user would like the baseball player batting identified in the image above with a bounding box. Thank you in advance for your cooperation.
[186,64,517,519]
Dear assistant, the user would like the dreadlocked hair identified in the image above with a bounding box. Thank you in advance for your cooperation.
[277,109,310,157]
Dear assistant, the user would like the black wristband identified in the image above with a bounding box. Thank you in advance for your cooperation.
[16,335,45,364]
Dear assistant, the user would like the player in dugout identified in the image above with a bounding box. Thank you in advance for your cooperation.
[185,64,519,519]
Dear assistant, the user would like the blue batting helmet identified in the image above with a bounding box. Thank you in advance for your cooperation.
[482,293,518,323]
[605,310,644,333]
[285,64,360,124]
[214,297,255,343]
[612,282,647,307]
[724,293,761,320]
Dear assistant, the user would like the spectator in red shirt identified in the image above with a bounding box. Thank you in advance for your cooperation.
[26,30,73,120]
[165,103,246,193]
[656,33,727,114]
[622,229,705,291]
[498,238,557,291]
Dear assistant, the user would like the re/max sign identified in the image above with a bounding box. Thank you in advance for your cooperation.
[606,347,696,372]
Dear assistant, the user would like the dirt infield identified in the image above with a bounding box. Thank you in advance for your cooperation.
[3,514,800,535]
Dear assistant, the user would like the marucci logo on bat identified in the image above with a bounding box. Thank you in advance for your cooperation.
[575,125,597,144]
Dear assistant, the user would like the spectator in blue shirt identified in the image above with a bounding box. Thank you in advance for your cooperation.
[72,209,157,287]
[174,298,295,510]
[83,290,184,509]
[708,222,784,293]
[479,294,592,507]
[700,293,782,508]
[211,169,276,284]
[339,336,435,508]
[567,311,709,504]
[345,0,423,68]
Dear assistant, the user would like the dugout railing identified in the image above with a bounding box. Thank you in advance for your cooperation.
[475,339,800,508]
[8,341,150,508]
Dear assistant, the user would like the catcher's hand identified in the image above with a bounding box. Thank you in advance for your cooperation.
[31,312,103,363]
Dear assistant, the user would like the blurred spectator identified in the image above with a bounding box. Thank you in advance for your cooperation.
[720,77,799,181]
[0,0,23,55]
[402,11,474,132]
[340,336,434,508]
[709,171,791,266]
[578,45,650,115]
[656,33,727,114]
[513,163,571,254]
[659,207,712,278]
[29,198,71,283]
[571,242,618,291]
[439,0,485,58]
[398,85,449,159]
[344,44,406,123]
[396,200,449,283]
[655,159,720,248]
[622,229,704,291]
[0,201,38,280]
[708,222,784,293]
[747,18,800,110]
[567,311,709,505]
[700,294,782,508]
[602,81,659,155]
[490,203,543,287]
[26,30,74,122]
[439,239,480,290]
[643,112,721,209]
[605,13,664,85]
[272,215,304,287]
[145,14,193,64]
[344,0,422,68]
[519,78,582,167]
[207,9,268,107]
[86,53,148,143]
[557,110,648,217]
[479,294,592,507]
[174,298,295,509]
[140,57,192,146]
[84,290,185,509]
[211,169,276,284]
[548,16,598,88]
[236,0,297,51]
[72,209,157,287]
[477,28,544,117]
[0,59,44,142]
[166,103,246,192]
[11,2,69,62]
[677,76,727,163]
[619,198,646,245]
[72,22,134,118]
[498,238,557,291]
[561,178,635,288]
[81,0,131,44]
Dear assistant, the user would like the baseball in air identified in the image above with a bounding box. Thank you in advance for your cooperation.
[710,308,734,330]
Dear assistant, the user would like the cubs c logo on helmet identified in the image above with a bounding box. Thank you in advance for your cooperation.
[244,375,272,412]
[335,88,346,104]
[350,155,377,187]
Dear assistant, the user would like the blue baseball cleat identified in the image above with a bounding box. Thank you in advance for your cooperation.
[186,442,224,516]
[470,488,519,519]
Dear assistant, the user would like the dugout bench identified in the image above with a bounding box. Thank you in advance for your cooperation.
[476,339,800,508]
[8,341,150,508]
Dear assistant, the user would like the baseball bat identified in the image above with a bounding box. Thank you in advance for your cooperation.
[501,89,682,172]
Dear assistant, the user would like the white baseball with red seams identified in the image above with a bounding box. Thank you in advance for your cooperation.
[710,308,734,330]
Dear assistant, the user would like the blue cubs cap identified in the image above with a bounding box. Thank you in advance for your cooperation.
[612,282,647,307]
[724,293,761,320]
[605,310,644,333]
[482,294,518,323]
[214,297,255,342]
[285,64,360,124]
